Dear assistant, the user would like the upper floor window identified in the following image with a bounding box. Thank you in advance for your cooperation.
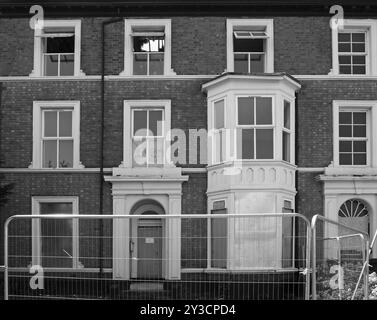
[227,19,274,74]
[204,75,299,166]
[31,20,84,77]
[213,98,226,164]
[133,29,165,75]
[332,100,377,167]
[122,19,175,76]
[236,96,274,160]
[338,110,368,165]
[132,108,165,166]
[338,31,367,75]
[331,20,377,76]
[31,101,82,169]
[282,100,292,162]
[123,100,171,167]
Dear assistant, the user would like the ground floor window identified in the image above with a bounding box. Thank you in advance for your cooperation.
[210,200,227,268]
[32,196,79,268]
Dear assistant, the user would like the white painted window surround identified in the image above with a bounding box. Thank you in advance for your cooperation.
[226,19,274,73]
[120,19,175,76]
[331,19,377,76]
[30,101,83,169]
[122,100,171,168]
[332,100,377,168]
[30,20,85,77]
[31,196,80,268]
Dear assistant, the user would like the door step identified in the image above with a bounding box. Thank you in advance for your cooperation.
[129,282,164,292]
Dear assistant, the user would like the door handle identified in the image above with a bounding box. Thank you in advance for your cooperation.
[129,240,134,253]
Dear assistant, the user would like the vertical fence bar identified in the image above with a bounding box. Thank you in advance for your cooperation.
[305,220,311,300]
[4,216,10,300]
[311,217,317,300]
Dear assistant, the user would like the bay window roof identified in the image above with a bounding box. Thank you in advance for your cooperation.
[202,72,301,92]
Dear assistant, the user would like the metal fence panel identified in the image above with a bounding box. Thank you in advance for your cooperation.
[311,214,369,300]
[4,213,311,300]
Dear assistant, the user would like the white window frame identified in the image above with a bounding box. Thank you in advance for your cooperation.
[331,19,377,76]
[212,96,227,164]
[123,100,171,167]
[31,196,79,269]
[282,99,293,164]
[333,100,377,167]
[30,20,85,77]
[31,101,83,169]
[207,198,228,270]
[226,19,274,73]
[235,95,275,161]
[121,19,175,76]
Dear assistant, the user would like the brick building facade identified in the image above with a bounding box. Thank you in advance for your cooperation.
[0,0,376,286]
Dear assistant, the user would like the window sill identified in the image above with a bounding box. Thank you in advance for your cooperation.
[324,166,377,176]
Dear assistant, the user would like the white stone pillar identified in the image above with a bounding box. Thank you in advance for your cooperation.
[167,194,181,279]
[112,195,129,280]
[324,195,338,261]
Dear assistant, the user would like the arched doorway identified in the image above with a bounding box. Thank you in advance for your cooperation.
[130,200,165,279]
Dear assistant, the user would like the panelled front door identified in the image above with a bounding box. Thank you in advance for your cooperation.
[137,224,162,279]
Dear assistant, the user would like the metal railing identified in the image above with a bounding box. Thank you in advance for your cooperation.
[311,214,370,300]
[3,213,311,300]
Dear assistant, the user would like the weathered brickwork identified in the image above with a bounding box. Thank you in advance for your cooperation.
[296,80,377,167]
[0,16,334,76]
[0,79,208,168]
[0,172,206,265]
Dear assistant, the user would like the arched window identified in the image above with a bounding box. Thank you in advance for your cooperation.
[338,199,369,235]
[338,199,369,218]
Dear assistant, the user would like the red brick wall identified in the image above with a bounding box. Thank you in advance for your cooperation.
[0,172,205,265]
[296,80,377,168]
[0,79,207,168]
[0,16,334,76]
